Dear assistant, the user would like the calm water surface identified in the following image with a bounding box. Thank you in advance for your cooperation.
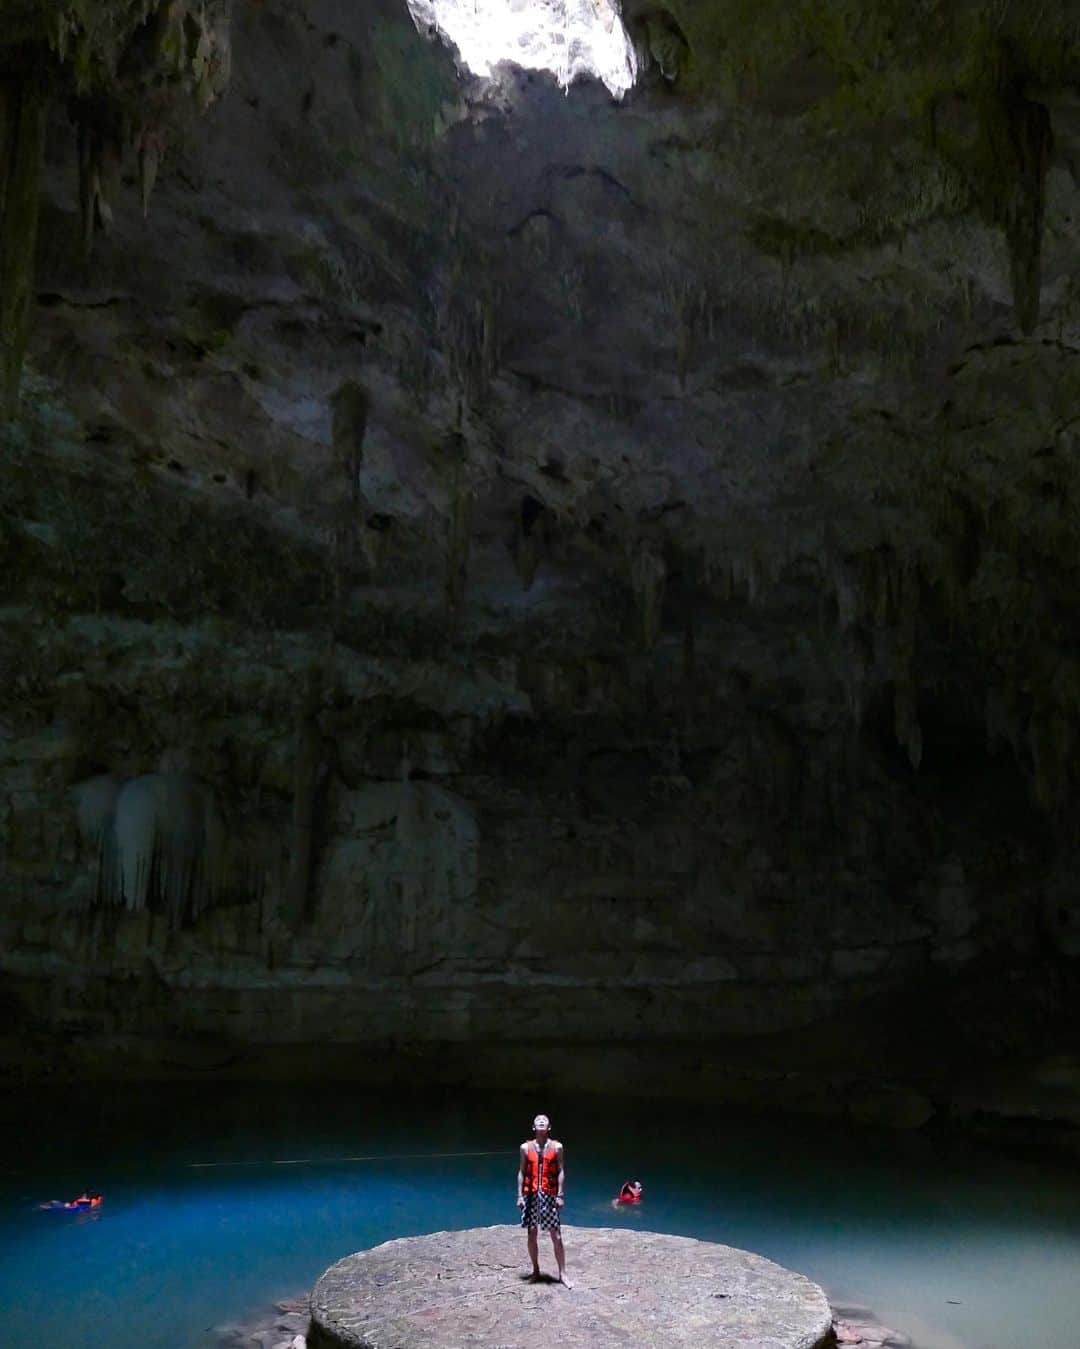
[1,1085,1078,1349]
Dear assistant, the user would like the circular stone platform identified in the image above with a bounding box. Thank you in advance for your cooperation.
[308,1225,834,1348]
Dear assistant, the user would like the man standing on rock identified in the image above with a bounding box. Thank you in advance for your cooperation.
[517,1113,572,1288]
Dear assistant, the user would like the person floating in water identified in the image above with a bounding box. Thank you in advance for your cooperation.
[613,1179,643,1206]
[39,1192,102,1210]
[517,1113,572,1289]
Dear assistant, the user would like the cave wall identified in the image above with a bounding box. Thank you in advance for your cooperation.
[2,0,1080,1123]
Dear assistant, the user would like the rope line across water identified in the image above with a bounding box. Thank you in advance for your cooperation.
[188,1149,517,1169]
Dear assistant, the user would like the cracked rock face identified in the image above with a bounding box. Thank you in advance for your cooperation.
[2,0,1080,1121]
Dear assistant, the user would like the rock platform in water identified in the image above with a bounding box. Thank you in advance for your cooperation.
[308,1225,834,1348]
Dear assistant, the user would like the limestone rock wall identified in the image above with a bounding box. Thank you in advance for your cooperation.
[2,0,1080,1122]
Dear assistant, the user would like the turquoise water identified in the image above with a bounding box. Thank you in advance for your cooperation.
[2,1085,1079,1349]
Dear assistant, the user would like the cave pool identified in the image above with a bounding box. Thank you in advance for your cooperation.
[2,1084,1078,1349]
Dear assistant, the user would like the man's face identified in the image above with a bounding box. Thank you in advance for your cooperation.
[532,1114,550,1138]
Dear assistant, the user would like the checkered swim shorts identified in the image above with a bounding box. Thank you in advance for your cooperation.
[520,1191,561,1231]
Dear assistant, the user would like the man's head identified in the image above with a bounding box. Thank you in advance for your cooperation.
[532,1113,551,1138]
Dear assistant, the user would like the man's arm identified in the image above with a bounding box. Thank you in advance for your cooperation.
[556,1143,565,1206]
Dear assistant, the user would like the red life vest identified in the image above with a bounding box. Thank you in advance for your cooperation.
[522,1141,560,1196]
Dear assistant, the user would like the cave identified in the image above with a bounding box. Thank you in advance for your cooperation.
[2,2,1080,1346]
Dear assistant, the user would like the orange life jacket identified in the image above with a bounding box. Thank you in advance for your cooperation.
[522,1141,560,1195]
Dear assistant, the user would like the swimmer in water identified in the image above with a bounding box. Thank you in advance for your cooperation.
[612,1180,643,1207]
[39,1193,102,1211]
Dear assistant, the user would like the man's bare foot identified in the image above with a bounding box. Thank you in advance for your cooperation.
[559,1273,574,1290]
[529,1269,541,1282]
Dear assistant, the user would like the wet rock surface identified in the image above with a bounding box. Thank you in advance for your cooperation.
[211,1295,309,1349]
[307,1225,834,1348]
[831,1302,911,1348]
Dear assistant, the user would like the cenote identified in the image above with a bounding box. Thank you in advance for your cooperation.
[2,1085,1079,1349]
[5,2,1080,1348]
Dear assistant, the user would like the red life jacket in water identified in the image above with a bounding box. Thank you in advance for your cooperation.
[522,1141,560,1195]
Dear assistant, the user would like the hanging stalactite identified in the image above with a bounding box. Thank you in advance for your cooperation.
[514,494,546,591]
[0,1,233,403]
[1002,87,1052,336]
[443,264,500,409]
[679,609,696,733]
[284,661,324,927]
[0,67,49,415]
[72,762,227,927]
[443,428,471,619]
[985,40,1055,336]
[933,38,1055,336]
[75,109,122,256]
[631,541,667,650]
[330,379,371,592]
[331,379,370,508]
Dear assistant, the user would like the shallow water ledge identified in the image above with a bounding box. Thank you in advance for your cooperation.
[307,1225,835,1349]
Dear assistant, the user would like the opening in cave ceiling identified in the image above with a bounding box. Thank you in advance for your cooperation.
[405,0,638,97]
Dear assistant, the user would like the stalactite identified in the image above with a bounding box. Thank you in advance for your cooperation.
[891,563,922,770]
[329,380,370,593]
[728,553,761,606]
[678,611,696,734]
[136,123,165,217]
[681,611,696,687]
[1002,89,1052,336]
[63,3,231,244]
[639,9,689,84]
[893,680,923,771]
[444,430,471,617]
[1029,711,1056,812]
[74,772,121,905]
[831,559,859,629]
[361,511,393,577]
[631,542,666,650]
[514,494,545,591]
[444,276,500,407]
[970,36,1056,337]
[74,773,120,848]
[943,40,1056,335]
[0,2,232,396]
[676,315,691,390]
[984,685,1020,759]
[658,275,709,391]
[0,71,49,414]
[285,662,323,926]
[394,743,424,961]
[480,291,499,381]
[76,116,121,256]
[74,768,226,926]
[331,380,369,507]
[842,634,869,732]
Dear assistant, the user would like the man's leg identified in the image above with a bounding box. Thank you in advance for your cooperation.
[550,1229,572,1289]
[527,1225,540,1278]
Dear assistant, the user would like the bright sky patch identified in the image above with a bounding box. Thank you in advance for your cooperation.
[407,0,638,98]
